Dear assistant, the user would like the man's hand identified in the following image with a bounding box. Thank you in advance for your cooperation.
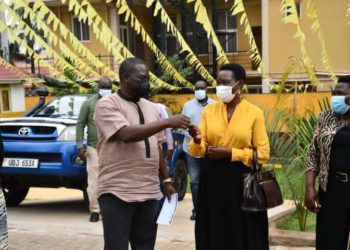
[207,146,231,159]
[78,148,87,162]
[188,124,201,144]
[167,115,190,129]
[305,186,321,213]
[166,149,173,160]
[164,183,176,201]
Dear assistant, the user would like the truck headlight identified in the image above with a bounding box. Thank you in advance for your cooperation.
[57,126,76,141]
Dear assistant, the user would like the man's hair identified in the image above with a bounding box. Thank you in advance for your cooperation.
[98,76,112,87]
[338,75,350,85]
[195,79,208,87]
[219,63,246,82]
[119,58,145,80]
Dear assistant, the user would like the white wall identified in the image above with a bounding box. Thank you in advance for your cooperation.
[10,84,25,112]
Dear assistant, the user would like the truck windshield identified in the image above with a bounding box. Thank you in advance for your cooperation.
[32,95,89,118]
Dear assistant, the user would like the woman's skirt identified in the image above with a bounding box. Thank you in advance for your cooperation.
[195,157,269,250]
[0,189,8,250]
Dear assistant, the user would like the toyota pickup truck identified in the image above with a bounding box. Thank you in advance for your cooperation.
[0,89,188,206]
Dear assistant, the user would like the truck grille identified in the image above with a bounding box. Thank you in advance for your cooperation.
[1,126,56,135]
[4,152,61,162]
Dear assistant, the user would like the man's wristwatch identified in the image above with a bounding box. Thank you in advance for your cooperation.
[162,177,173,184]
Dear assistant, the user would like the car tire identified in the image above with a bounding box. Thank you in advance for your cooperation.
[2,186,29,206]
[173,158,188,201]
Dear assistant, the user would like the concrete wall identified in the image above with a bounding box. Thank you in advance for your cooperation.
[267,0,350,75]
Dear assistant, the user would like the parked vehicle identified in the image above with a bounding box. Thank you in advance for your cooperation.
[0,89,188,206]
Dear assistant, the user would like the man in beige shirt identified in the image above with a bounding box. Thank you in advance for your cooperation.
[95,58,190,250]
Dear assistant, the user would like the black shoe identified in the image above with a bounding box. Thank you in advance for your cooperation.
[190,211,196,221]
[89,212,100,222]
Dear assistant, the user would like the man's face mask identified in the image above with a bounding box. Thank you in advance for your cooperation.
[331,95,350,115]
[133,78,150,98]
[99,89,112,97]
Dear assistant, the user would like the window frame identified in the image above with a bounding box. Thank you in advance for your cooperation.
[119,15,130,48]
[0,88,11,113]
[216,11,238,54]
[71,16,91,42]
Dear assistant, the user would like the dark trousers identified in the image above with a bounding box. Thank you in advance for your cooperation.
[99,194,161,250]
[316,173,350,250]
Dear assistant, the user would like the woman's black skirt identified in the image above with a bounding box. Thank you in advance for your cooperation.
[195,157,269,250]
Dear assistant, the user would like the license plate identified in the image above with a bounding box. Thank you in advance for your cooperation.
[2,158,39,168]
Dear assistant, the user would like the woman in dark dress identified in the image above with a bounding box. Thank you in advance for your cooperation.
[306,76,350,250]
[188,63,270,250]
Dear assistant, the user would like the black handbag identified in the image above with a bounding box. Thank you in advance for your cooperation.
[241,148,283,212]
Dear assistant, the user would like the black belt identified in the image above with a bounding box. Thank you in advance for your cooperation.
[334,172,349,183]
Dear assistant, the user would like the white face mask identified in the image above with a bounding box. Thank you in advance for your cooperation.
[216,85,237,103]
[195,90,206,100]
[99,89,112,97]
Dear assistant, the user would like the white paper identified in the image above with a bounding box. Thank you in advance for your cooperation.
[156,193,178,225]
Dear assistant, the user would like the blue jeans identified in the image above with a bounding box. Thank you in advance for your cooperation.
[185,153,203,212]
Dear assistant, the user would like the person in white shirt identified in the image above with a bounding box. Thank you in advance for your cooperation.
[181,80,215,220]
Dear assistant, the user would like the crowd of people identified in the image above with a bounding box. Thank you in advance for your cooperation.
[0,58,349,250]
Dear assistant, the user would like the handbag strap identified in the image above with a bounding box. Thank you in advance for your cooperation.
[251,148,262,171]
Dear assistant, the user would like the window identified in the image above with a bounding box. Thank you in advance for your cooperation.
[184,14,208,54]
[72,16,90,41]
[165,15,178,56]
[119,15,129,48]
[216,11,237,53]
[0,89,10,112]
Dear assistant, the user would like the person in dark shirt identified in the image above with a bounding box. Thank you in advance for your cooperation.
[306,76,350,250]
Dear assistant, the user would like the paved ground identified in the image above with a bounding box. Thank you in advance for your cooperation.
[7,188,314,250]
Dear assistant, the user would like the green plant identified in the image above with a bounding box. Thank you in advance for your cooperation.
[266,97,329,231]
[43,56,95,96]
[157,54,192,87]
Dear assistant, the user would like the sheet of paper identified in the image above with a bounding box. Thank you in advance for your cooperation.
[156,193,178,225]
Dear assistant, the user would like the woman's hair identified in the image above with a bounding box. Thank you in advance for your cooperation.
[219,63,246,82]
[338,75,350,85]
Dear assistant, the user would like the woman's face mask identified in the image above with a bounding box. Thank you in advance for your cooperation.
[331,96,350,115]
[216,83,240,103]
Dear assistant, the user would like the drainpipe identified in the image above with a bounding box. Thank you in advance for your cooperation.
[211,0,217,77]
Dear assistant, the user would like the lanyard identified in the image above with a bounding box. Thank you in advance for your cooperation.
[117,90,151,158]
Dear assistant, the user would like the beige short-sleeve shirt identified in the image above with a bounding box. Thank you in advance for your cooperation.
[95,93,164,202]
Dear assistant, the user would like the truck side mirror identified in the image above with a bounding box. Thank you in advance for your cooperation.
[36,87,49,97]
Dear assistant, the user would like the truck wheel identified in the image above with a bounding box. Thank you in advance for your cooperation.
[173,159,188,201]
[2,186,29,206]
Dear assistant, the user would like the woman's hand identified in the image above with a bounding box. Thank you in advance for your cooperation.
[305,186,321,213]
[207,146,231,159]
[188,124,202,144]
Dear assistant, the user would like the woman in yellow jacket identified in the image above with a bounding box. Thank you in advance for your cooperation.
[188,63,270,250]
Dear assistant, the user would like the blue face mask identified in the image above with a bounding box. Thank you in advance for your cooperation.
[331,96,350,115]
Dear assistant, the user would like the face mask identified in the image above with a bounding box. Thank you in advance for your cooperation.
[135,78,150,98]
[195,90,206,100]
[99,89,112,97]
[216,85,237,103]
[331,96,350,115]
